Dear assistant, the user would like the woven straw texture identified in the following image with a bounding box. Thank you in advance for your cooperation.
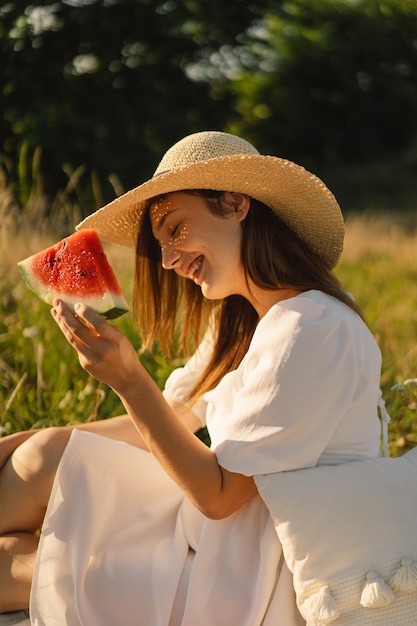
[77,131,344,269]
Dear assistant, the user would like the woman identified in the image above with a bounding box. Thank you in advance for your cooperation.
[0,131,383,625]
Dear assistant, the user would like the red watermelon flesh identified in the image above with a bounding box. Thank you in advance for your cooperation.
[17,229,129,319]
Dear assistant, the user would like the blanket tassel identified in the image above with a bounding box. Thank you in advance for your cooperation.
[389,558,417,593]
[360,570,395,608]
[303,585,339,625]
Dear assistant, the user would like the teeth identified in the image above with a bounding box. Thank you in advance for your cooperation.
[188,257,202,279]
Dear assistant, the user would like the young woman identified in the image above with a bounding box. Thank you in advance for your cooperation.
[0,131,383,625]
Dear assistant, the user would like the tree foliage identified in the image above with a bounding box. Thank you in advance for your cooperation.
[1,0,416,213]
[0,0,267,202]
[220,0,417,167]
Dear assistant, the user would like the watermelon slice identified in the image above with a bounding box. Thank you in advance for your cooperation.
[17,229,129,319]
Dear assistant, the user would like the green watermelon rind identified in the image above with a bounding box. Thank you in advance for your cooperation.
[101,307,129,320]
[17,258,129,320]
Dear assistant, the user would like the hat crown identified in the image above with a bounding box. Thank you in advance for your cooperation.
[78,130,344,269]
[154,131,260,177]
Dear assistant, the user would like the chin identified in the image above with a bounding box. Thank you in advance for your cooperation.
[201,285,231,300]
[200,283,216,299]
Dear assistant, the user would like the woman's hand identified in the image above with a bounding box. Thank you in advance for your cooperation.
[51,300,258,520]
[51,300,142,396]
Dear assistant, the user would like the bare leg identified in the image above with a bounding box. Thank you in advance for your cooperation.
[0,534,38,612]
[73,414,148,448]
[0,416,146,536]
[0,427,71,611]
[0,416,147,611]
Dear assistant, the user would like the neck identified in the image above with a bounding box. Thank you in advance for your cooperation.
[248,286,305,318]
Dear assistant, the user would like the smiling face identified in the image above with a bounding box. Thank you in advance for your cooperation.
[149,191,250,301]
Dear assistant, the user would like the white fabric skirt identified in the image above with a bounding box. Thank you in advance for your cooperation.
[30,430,304,626]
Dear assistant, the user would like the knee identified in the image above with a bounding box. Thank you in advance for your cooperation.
[11,427,71,484]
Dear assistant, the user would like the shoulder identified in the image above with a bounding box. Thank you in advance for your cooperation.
[250,290,378,362]
[255,290,350,337]
[258,290,367,335]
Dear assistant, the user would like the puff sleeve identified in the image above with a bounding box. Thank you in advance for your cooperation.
[162,327,215,425]
[206,292,382,475]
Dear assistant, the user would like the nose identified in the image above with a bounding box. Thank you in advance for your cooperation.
[161,243,181,269]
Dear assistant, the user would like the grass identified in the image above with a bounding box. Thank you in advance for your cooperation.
[0,216,174,435]
[336,211,417,454]
[1,188,417,456]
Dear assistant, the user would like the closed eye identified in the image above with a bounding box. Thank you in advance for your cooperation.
[171,222,182,239]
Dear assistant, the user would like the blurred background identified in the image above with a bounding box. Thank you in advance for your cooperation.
[1,0,417,450]
[1,0,416,232]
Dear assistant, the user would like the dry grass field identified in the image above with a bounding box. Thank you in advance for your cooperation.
[1,192,417,455]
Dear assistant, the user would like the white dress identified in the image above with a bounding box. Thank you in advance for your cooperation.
[30,291,382,625]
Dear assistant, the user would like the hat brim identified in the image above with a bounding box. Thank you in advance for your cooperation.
[76,154,344,269]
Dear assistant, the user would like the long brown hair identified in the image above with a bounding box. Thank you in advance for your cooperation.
[134,190,364,404]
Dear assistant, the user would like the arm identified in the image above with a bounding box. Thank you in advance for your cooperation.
[51,300,257,519]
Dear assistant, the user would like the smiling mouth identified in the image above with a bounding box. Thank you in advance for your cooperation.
[188,256,203,281]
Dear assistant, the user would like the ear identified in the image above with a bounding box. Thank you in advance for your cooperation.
[223,192,251,222]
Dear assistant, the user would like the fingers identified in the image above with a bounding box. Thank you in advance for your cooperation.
[74,302,104,338]
[50,299,138,390]
[73,302,101,326]
[51,299,104,347]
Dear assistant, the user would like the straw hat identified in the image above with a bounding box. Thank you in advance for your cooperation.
[77,131,344,268]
